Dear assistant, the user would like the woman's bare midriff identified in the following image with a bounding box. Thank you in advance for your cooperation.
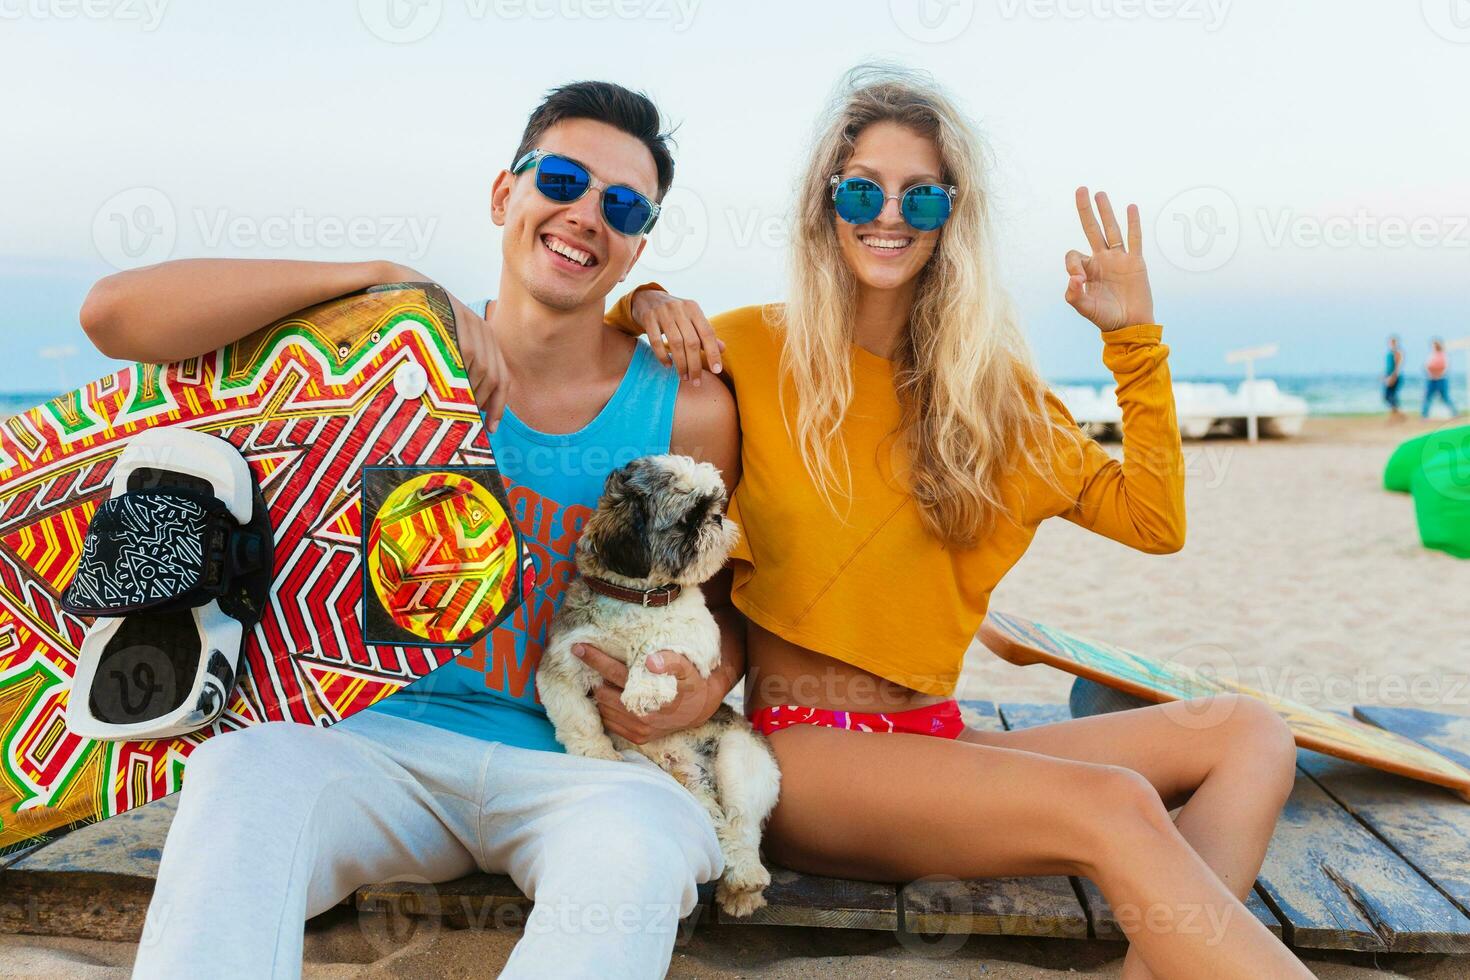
[742,620,949,716]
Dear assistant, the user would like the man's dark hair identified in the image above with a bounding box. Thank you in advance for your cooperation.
[513,81,675,199]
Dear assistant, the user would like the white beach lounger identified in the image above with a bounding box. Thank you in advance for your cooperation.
[1226,379,1309,437]
[1171,382,1228,439]
[1053,385,1120,438]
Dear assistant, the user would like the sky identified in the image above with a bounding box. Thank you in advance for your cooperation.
[2,0,1468,394]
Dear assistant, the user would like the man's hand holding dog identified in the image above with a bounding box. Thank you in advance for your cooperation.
[574,643,735,743]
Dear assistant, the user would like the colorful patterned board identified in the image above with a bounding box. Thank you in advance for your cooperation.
[0,283,532,857]
[980,612,1470,802]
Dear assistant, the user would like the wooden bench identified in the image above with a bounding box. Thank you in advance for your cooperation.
[5,701,1470,956]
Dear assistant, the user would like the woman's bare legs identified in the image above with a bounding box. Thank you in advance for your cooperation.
[762,694,1308,980]
[959,694,1299,979]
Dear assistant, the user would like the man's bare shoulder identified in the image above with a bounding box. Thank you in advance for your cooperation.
[671,368,738,478]
[673,368,735,428]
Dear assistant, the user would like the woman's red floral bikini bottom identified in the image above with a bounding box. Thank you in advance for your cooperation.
[749,699,966,739]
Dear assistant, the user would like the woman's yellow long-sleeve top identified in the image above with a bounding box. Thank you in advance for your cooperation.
[607,292,1186,695]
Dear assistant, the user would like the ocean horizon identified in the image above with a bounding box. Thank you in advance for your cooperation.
[2,372,1466,422]
[1050,372,1468,417]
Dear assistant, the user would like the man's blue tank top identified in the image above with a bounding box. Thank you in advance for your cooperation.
[367,300,681,752]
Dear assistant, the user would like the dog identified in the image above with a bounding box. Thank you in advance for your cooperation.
[537,454,782,918]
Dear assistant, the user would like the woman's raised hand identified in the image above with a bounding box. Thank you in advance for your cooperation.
[629,288,725,383]
[1064,187,1155,331]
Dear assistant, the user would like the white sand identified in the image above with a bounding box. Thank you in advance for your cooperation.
[4,416,1467,978]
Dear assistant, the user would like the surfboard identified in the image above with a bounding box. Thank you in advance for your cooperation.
[0,282,532,857]
[980,611,1470,802]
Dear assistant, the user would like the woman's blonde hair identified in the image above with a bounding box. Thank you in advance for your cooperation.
[778,63,1070,548]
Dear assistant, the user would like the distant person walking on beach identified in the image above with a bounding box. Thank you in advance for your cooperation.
[1422,338,1458,418]
[1383,335,1404,419]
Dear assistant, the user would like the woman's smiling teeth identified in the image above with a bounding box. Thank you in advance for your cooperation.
[859,234,913,253]
[542,234,596,268]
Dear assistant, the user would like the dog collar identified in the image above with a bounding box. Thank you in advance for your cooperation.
[583,575,682,608]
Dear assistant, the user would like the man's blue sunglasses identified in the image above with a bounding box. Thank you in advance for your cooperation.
[512,149,661,237]
[830,175,958,232]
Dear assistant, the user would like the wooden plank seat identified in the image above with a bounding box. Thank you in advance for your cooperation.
[0,796,181,942]
[1291,706,1470,952]
[4,701,1470,957]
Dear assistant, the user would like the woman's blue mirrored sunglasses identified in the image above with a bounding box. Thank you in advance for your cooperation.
[830,175,957,232]
[513,149,661,237]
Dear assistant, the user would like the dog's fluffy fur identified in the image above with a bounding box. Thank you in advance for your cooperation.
[538,454,782,917]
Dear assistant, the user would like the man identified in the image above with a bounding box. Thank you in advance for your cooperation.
[1384,335,1403,420]
[80,81,742,979]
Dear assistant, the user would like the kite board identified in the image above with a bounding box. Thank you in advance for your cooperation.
[0,282,532,857]
[981,611,1470,802]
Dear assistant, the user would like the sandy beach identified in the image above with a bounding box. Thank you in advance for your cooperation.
[4,414,1467,978]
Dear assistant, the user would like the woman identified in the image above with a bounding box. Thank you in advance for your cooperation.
[593,66,1307,978]
[1422,337,1458,418]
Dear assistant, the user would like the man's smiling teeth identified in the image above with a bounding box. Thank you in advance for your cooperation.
[860,235,913,250]
[543,235,595,267]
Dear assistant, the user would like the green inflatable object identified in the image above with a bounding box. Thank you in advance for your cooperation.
[1411,450,1470,559]
[1385,424,1470,493]
[1385,434,1431,492]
